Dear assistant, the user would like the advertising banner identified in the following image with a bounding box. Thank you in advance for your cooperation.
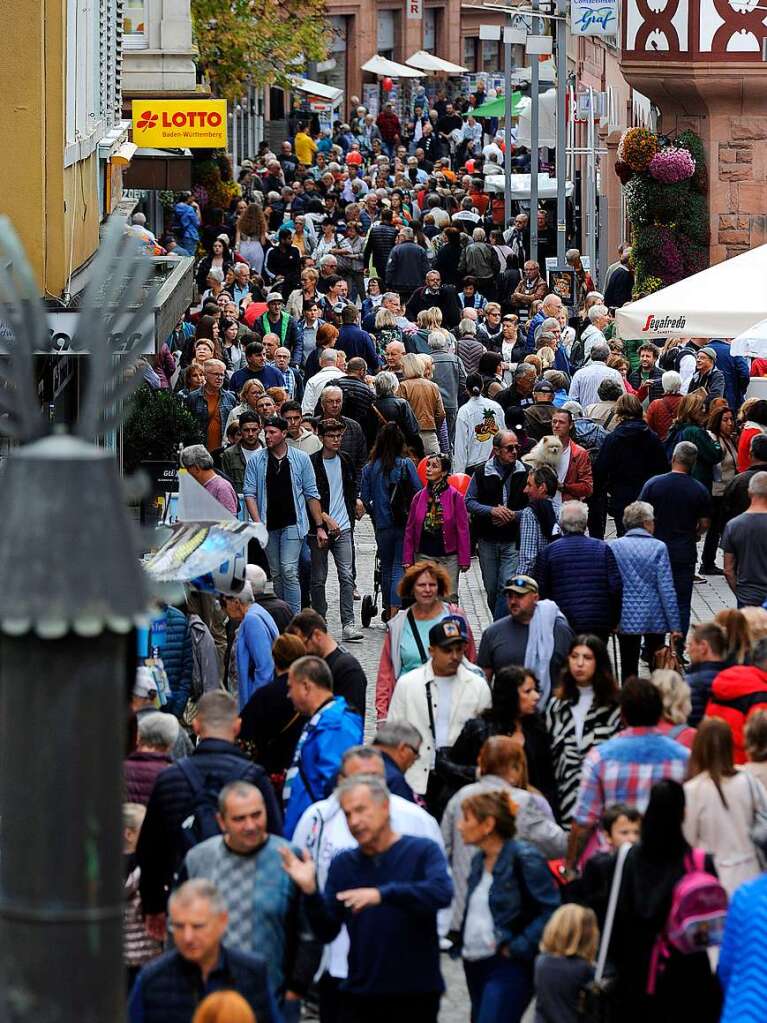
[571,0,619,36]
[132,100,228,148]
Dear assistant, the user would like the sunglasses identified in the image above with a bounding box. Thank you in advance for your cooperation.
[501,443,518,451]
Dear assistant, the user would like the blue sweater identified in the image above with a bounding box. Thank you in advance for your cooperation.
[306,835,453,995]
[236,603,279,709]
[162,607,194,718]
[719,873,767,1023]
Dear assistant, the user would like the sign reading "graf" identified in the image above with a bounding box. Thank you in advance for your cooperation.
[131,100,228,148]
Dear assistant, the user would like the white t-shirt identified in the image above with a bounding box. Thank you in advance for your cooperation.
[572,685,594,746]
[434,674,457,750]
[553,443,571,514]
[462,870,496,961]
[242,445,258,462]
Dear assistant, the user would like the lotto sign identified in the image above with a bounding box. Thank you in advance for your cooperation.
[131,100,227,148]
[571,0,618,35]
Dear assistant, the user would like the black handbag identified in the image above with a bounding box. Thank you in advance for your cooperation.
[578,842,630,1022]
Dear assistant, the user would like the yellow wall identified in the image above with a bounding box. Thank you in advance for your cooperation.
[0,0,101,297]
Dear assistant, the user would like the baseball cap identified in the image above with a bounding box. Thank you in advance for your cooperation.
[428,615,469,648]
[133,667,158,699]
[532,379,554,394]
[503,575,539,595]
[266,292,284,303]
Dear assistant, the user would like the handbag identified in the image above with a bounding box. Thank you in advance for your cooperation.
[389,462,416,528]
[653,643,683,674]
[578,841,631,1022]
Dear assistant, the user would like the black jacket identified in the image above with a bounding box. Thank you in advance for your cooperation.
[467,460,528,542]
[336,376,376,446]
[132,946,279,1023]
[723,461,767,519]
[310,448,358,533]
[363,223,399,278]
[240,672,305,775]
[136,738,281,913]
[594,419,669,513]
[405,284,462,328]
[371,396,424,457]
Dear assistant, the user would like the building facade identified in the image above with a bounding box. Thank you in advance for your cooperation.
[620,0,767,262]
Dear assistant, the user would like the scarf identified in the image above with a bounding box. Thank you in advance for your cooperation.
[529,498,557,542]
[524,599,560,705]
[423,477,449,534]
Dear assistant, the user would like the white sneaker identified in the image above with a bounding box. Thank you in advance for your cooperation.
[342,626,364,642]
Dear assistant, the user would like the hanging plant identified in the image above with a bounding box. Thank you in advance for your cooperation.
[648,147,696,184]
[624,175,654,225]
[614,159,633,185]
[620,127,659,173]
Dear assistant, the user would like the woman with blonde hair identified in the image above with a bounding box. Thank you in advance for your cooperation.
[534,905,599,1023]
[235,202,270,274]
[412,306,450,355]
[192,990,256,1023]
[650,669,696,748]
[398,353,446,455]
[684,717,766,895]
[285,266,321,319]
[225,378,265,433]
[714,608,752,664]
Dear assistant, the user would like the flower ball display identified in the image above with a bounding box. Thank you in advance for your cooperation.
[649,147,696,184]
[620,127,659,173]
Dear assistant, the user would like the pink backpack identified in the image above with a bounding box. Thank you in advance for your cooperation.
[647,848,728,994]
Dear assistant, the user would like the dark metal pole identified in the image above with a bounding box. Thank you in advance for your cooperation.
[0,436,148,1022]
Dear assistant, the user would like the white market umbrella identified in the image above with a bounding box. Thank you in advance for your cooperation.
[731,318,767,358]
[405,51,468,74]
[361,55,423,78]
[616,243,767,339]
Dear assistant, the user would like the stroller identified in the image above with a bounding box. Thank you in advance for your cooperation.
[361,554,383,628]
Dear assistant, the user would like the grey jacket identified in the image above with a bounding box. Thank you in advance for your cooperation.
[441,774,566,929]
[458,242,500,281]
[430,350,466,410]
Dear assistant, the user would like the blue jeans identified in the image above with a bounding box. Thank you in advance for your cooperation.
[477,540,518,620]
[310,529,355,628]
[376,526,405,609]
[671,560,694,636]
[265,528,303,615]
[463,955,533,1023]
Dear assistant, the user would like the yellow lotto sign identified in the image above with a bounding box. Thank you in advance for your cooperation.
[131,100,228,148]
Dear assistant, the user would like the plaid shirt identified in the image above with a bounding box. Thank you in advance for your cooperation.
[573,726,690,826]
[517,503,558,576]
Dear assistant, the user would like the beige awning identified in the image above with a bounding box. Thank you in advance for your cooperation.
[291,77,343,105]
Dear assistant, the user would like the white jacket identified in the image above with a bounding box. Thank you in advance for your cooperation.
[453,396,505,474]
[293,792,446,978]
[388,660,491,795]
[301,366,344,414]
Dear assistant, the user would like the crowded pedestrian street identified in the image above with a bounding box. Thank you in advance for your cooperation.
[6,2,767,1021]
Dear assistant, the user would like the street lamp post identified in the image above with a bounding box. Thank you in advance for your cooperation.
[556,0,568,264]
[0,220,155,1022]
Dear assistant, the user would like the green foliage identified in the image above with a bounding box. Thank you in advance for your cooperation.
[123,386,201,474]
[191,0,331,101]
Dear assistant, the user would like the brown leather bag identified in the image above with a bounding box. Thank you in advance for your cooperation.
[654,644,683,674]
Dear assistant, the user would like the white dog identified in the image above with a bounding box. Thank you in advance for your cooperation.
[522,435,563,470]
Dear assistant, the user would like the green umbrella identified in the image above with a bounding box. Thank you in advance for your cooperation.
[466,92,522,118]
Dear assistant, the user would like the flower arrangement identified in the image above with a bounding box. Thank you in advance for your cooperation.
[648,147,696,184]
[620,127,659,173]
[615,127,708,296]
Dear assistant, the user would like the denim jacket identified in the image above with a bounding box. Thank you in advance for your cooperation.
[463,839,559,961]
[243,446,320,538]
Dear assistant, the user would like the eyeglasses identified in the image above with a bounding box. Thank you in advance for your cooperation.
[404,744,421,757]
[501,443,518,451]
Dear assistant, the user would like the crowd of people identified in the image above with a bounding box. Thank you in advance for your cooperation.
[123,95,767,1023]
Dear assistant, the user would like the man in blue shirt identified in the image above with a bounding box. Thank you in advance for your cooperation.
[280,774,452,1023]
[220,585,278,709]
[230,340,285,394]
[639,440,711,638]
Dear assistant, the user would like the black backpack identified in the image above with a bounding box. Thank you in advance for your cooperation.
[389,462,417,527]
[659,343,695,373]
[177,757,253,851]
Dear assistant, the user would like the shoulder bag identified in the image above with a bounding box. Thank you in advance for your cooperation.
[578,841,631,1022]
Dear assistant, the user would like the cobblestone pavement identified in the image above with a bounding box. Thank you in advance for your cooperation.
[318,515,735,1023]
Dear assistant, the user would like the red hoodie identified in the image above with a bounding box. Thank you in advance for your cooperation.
[705,664,767,763]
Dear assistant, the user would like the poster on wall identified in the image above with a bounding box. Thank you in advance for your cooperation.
[363,84,379,118]
[571,0,619,35]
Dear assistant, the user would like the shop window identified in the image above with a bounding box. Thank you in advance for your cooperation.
[123,0,147,47]
[463,36,477,72]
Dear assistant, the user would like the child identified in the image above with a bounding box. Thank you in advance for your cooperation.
[578,804,641,926]
[534,904,599,1023]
